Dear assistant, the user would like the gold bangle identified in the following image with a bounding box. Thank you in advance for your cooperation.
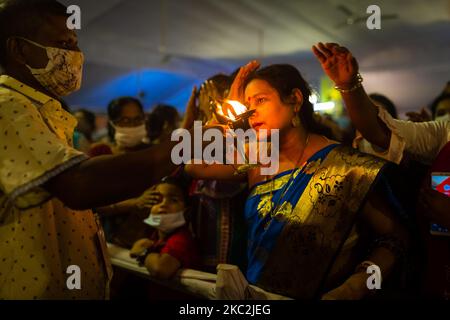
[334,73,363,93]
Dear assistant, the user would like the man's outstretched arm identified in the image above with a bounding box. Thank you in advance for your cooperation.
[44,139,178,210]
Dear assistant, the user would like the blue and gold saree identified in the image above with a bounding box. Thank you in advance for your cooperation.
[245,144,389,299]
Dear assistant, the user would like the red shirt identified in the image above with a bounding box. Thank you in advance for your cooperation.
[152,227,200,269]
[88,143,113,157]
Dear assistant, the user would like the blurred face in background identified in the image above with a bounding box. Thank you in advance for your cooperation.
[162,114,181,137]
[74,111,95,137]
[113,102,146,128]
[435,98,450,121]
[112,102,147,148]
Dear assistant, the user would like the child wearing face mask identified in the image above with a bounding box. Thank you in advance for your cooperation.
[130,177,200,280]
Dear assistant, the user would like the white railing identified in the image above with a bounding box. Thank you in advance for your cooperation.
[107,243,292,300]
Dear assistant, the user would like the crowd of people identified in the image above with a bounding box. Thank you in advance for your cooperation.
[0,0,449,300]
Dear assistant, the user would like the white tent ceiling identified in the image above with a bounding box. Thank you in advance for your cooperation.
[60,0,450,114]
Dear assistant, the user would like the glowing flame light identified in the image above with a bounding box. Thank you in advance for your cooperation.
[216,100,248,121]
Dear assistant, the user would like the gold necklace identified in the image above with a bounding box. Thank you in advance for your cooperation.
[265,133,311,222]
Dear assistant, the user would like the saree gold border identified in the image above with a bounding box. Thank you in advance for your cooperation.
[287,146,386,225]
[250,169,301,197]
[257,146,387,299]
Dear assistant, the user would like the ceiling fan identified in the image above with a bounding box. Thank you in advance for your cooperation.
[335,4,399,29]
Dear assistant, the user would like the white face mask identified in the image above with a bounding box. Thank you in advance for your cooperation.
[143,211,186,234]
[113,124,147,148]
[435,113,450,122]
[21,38,84,97]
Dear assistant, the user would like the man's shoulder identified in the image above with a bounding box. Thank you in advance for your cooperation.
[0,85,32,104]
[0,86,38,118]
[439,120,450,131]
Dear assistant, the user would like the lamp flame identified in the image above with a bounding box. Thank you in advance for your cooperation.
[215,100,249,121]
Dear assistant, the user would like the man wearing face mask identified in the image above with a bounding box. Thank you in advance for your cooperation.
[0,0,187,299]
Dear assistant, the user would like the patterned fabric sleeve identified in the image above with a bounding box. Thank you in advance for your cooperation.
[353,106,450,165]
[0,90,87,209]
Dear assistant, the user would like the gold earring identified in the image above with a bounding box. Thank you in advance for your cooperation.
[292,114,300,127]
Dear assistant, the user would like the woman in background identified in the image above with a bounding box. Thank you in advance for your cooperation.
[147,104,180,145]
[90,97,152,247]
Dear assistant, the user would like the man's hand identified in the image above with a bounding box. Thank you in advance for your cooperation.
[419,187,450,229]
[130,238,155,258]
[133,188,162,210]
[227,60,260,103]
[312,42,359,88]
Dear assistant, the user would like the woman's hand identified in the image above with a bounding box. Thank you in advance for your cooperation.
[227,60,260,103]
[198,80,220,123]
[321,272,370,300]
[419,187,450,229]
[130,238,155,258]
[201,80,221,103]
[312,42,359,88]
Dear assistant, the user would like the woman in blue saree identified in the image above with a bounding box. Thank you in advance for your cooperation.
[185,62,409,299]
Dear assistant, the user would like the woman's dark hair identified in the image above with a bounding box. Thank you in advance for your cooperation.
[106,97,144,141]
[147,104,179,142]
[244,64,333,138]
[208,73,231,98]
[429,93,450,118]
[369,93,398,119]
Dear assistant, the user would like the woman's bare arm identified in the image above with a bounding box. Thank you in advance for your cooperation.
[323,187,409,300]
[185,162,246,181]
[312,42,391,149]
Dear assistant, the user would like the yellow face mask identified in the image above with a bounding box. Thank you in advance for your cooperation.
[21,38,84,97]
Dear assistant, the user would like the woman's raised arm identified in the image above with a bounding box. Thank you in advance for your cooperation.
[312,42,391,150]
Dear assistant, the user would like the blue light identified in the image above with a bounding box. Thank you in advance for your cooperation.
[67,69,202,113]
